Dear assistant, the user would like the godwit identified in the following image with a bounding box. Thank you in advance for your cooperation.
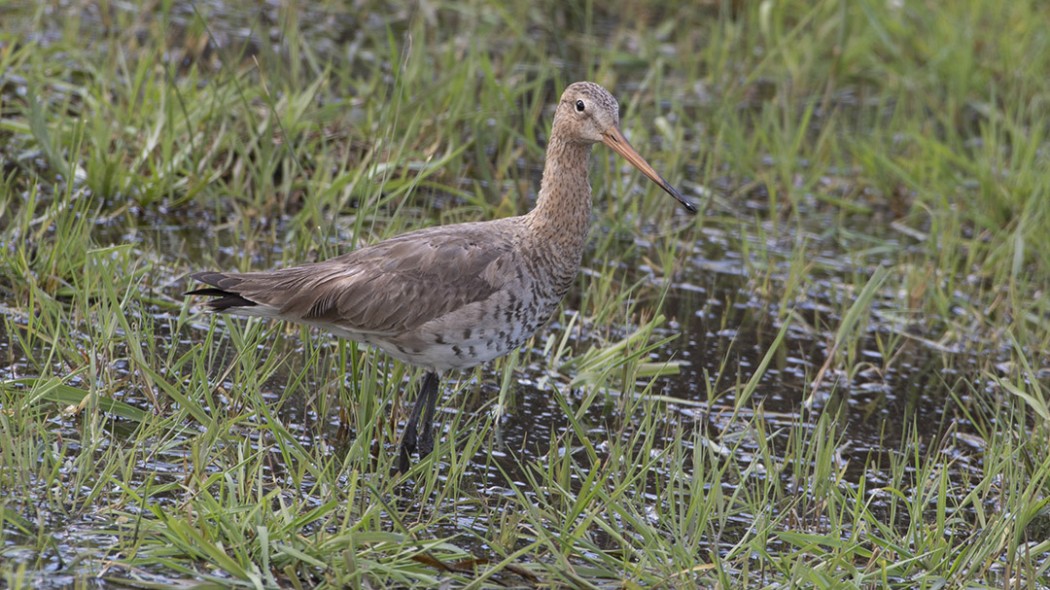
[187,82,696,472]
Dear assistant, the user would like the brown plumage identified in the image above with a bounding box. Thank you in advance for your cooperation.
[187,82,696,472]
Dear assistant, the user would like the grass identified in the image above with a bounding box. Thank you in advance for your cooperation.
[2,0,1050,587]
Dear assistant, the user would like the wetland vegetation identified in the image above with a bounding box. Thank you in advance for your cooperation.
[2,0,1050,588]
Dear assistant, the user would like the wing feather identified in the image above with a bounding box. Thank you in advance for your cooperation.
[190,219,523,336]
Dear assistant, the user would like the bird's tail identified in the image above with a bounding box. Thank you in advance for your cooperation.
[185,272,260,313]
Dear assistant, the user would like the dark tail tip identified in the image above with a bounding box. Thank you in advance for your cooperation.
[185,272,258,312]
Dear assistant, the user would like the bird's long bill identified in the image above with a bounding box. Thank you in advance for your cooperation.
[601,127,697,214]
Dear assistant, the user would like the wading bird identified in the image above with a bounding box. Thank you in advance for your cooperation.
[187,82,696,472]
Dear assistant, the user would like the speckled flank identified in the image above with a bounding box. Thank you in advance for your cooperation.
[187,82,695,468]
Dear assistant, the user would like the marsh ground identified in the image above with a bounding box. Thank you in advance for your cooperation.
[2,1,1050,588]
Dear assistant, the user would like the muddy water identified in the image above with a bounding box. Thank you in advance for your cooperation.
[1,203,984,574]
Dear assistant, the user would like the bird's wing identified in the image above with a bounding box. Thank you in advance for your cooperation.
[190,220,522,335]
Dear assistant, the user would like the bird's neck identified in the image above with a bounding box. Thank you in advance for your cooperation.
[526,133,594,250]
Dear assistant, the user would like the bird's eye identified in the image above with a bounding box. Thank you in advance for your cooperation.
[575,100,585,112]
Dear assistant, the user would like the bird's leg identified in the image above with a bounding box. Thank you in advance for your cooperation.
[398,371,440,472]
[417,372,441,456]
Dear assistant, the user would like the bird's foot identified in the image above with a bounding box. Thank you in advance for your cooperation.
[418,424,434,457]
[396,444,412,474]
[396,421,418,474]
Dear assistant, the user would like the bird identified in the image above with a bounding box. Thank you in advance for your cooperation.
[187,81,697,473]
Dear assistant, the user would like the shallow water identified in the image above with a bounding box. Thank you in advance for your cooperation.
[2,198,994,585]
